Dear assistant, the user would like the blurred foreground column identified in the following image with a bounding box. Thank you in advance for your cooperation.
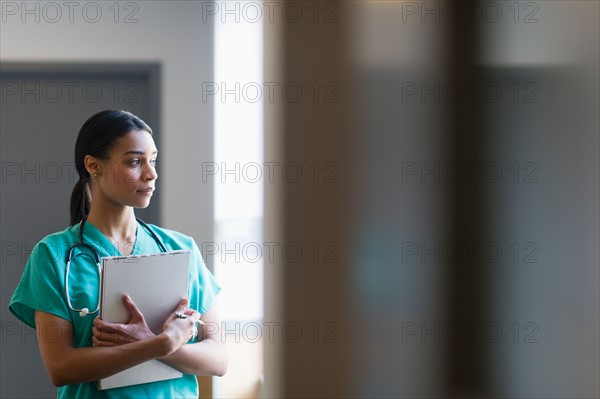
[262,1,354,397]
[263,1,599,398]
[263,1,453,397]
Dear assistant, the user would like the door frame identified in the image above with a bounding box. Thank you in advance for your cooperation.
[0,61,162,223]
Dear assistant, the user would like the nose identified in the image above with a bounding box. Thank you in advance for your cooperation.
[142,160,158,181]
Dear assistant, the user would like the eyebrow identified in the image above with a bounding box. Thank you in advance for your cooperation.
[123,151,158,156]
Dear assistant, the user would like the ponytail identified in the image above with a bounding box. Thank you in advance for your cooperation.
[69,110,153,226]
[69,178,91,226]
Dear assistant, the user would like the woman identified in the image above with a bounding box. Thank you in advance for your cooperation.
[9,110,227,398]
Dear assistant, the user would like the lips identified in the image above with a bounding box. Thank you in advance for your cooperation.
[137,187,154,193]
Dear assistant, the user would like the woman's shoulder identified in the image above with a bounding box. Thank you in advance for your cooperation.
[34,225,79,250]
[144,223,197,250]
[22,225,78,265]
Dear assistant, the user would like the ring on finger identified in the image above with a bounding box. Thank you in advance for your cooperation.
[174,311,189,319]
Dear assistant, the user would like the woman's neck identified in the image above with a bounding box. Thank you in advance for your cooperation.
[86,206,137,241]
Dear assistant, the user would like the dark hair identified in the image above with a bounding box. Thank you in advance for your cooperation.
[70,110,153,226]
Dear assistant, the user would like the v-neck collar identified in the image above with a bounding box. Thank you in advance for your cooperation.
[83,219,140,257]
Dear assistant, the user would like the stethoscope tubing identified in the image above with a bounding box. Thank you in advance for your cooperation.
[65,217,167,317]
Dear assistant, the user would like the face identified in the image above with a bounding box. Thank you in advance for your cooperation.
[86,130,158,209]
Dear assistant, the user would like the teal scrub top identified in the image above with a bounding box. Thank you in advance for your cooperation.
[8,219,222,399]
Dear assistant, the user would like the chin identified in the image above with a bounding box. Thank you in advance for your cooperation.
[131,199,152,209]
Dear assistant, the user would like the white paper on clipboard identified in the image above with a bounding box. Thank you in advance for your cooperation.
[97,250,190,391]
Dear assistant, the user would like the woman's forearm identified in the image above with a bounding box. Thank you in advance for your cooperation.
[84,302,228,379]
[157,339,228,377]
[49,334,172,387]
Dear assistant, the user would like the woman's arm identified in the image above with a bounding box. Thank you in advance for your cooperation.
[93,299,228,377]
[35,310,167,387]
[156,304,228,376]
[35,304,193,387]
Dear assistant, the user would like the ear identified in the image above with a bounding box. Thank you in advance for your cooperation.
[83,155,102,177]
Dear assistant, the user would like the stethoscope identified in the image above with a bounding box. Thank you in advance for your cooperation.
[65,216,167,317]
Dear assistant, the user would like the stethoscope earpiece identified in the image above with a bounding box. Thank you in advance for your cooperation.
[79,308,90,317]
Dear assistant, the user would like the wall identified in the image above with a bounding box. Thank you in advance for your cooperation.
[0,0,215,249]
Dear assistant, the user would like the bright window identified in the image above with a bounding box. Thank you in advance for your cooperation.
[213,4,264,397]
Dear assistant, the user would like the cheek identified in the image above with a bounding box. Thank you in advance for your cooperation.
[113,166,138,184]
[117,167,139,184]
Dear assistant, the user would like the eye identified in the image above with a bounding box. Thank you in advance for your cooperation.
[150,159,157,167]
[129,159,141,166]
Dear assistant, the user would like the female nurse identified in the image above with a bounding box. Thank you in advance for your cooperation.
[8,110,227,398]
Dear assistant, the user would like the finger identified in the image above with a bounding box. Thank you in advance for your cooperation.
[96,321,134,339]
[93,316,104,329]
[94,317,123,332]
[94,319,122,333]
[182,308,198,316]
[92,326,116,342]
[175,297,189,313]
[92,326,102,338]
[183,316,199,338]
[123,295,144,321]
[183,310,201,324]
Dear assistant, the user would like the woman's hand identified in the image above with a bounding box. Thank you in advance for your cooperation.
[160,298,202,355]
[92,295,155,347]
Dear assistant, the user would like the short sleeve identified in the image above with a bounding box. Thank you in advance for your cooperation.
[189,239,222,315]
[9,241,72,329]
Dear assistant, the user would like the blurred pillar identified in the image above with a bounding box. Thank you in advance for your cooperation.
[447,2,485,396]
[263,1,354,397]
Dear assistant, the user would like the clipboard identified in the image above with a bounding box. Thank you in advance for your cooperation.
[97,250,191,390]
